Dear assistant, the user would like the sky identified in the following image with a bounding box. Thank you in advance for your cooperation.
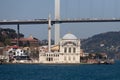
[0,0,120,40]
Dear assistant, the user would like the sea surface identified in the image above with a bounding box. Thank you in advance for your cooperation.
[0,61,120,80]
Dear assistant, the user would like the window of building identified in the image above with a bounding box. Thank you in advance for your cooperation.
[73,47,76,53]
[55,54,59,57]
[69,48,71,53]
[64,47,67,53]
[13,52,15,55]
[46,57,53,61]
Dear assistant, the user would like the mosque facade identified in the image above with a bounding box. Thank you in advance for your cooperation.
[39,33,81,63]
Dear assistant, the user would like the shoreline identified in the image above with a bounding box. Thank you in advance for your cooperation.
[1,62,114,65]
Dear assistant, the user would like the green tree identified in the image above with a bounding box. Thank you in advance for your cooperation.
[4,38,11,46]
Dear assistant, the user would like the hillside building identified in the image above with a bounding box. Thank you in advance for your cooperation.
[11,35,40,47]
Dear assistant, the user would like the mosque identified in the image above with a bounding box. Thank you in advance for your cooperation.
[39,0,81,63]
[39,33,81,63]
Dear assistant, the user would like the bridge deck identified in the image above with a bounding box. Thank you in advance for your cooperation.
[0,18,120,25]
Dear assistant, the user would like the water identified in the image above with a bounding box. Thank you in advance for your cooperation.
[0,61,120,80]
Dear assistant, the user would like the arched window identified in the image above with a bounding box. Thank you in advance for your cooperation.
[46,58,53,61]
[64,47,67,53]
[73,47,76,53]
[69,48,71,53]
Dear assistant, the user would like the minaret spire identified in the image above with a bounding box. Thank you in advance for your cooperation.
[48,14,51,53]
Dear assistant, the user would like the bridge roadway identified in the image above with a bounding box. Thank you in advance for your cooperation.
[0,18,120,25]
[1,18,120,46]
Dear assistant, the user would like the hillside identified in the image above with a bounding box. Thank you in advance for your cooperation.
[1,28,120,59]
[0,28,24,46]
[81,31,120,59]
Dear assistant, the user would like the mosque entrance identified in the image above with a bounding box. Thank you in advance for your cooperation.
[46,57,53,61]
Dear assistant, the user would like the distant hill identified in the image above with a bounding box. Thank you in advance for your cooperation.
[81,31,120,59]
[0,27,24,46]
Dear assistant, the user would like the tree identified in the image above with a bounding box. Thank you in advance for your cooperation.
[4,38,11,46]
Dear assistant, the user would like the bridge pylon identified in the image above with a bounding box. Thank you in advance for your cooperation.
[55,0,60,45]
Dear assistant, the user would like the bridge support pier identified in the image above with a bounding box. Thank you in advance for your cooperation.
[55,0,60,45]
[17,24,20,46]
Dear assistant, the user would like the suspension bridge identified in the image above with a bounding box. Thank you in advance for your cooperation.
[0,0,120,45]
[0,18,120,25]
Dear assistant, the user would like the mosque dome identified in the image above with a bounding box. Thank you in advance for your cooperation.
[62,33,77,40]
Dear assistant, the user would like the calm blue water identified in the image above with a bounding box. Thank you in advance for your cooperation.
[0,61,120,80]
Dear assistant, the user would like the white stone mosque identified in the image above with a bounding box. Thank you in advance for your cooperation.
[39,33,81,63]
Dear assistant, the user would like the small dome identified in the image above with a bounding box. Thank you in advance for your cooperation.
[62,33,77,40]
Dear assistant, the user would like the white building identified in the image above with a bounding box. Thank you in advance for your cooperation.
[15,49,25,56]
[39,33,81,63]
[7,48,31,63]
[8,48,26,56]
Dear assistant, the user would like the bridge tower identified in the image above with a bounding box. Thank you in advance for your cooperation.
[55,0,60,45]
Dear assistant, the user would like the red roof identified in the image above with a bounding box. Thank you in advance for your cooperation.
[11,45,19,49]
[11,35,39,42]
